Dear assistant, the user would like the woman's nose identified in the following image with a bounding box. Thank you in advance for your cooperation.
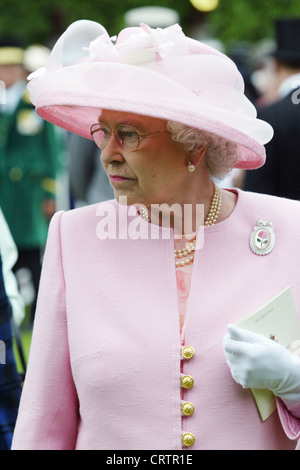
[100,136,125,165]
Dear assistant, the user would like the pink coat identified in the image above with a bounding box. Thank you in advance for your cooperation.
[12,190,300,450]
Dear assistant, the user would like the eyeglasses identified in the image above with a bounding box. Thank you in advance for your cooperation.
[90,123,167,152]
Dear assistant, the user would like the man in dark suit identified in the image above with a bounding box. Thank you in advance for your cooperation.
[244,19,300,200]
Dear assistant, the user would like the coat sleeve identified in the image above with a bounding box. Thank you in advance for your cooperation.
[11,211,79,450]
[276,398,300,443]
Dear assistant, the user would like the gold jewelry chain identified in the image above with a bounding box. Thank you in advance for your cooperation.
[138,182,222,267]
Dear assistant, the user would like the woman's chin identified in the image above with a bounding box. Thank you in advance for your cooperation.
[115,192,140,207]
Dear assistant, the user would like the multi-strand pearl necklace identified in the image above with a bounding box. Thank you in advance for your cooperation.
[204,183,222,226]
[174,183,222,267]
[175,238,197,268]
[138,182,222,267]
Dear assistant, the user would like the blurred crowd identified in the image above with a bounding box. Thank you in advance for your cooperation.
[0,38,114,325]
[217,19,300,198]
[1,9,300,449]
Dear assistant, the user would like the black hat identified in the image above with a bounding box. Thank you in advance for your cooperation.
[274,18,300,64]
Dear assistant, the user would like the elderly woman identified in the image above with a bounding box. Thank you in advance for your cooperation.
[11,21,300,450]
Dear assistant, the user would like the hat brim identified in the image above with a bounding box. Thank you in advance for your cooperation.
[29,62,273,170]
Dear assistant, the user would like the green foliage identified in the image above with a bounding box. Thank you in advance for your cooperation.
[0,0,300,47]
[209,0,300,46]
[0,0,195,46]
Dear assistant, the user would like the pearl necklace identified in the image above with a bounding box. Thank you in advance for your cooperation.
[138,182,222,267]
[174,183,222,267]
[138,205,150,222]
[204,183,222,226]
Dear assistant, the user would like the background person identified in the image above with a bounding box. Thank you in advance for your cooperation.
[0,248,21,450]
[68,133,113,207]
[244,18,300,199]
[0,208,25,328]
[0,39,64,323]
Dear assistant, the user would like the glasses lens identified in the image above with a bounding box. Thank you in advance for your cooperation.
[115,126,139,151]
[91,124,141,150]
[91,124,110,149]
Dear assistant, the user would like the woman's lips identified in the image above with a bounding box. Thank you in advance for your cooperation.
[109,175,133,183]
[109,175,133,182]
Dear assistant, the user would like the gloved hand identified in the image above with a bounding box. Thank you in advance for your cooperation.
[223,324,300,417]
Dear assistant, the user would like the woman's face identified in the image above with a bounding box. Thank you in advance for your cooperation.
[0,64,25,88]
[99,110,191,208]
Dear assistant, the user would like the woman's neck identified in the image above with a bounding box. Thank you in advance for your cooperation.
[137,172,237,236]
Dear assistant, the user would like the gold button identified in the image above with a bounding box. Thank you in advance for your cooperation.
[181,402,195,416]
[182,432,195,447]
[181,345,194,360]
[181,375,194,389]
[9,167,23,181]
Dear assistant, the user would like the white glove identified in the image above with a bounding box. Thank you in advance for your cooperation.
[223,324,300,417]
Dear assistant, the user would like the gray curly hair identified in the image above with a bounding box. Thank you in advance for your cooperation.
[167,121,238,179]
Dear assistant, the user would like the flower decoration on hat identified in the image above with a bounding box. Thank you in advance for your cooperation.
[82,23,188,67]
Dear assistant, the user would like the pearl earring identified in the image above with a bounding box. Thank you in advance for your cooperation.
[188,161,195,172]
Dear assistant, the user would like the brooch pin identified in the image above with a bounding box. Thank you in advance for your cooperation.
[250,219,275,256]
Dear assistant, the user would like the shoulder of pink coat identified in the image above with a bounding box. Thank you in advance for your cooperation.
[237,189,300,224]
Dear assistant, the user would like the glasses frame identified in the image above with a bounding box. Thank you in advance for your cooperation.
[90,122,167,151]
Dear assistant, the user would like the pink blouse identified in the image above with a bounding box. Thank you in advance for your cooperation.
[174,239,193,344]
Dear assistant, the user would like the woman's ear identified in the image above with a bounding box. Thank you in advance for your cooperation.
[186,146,207,170]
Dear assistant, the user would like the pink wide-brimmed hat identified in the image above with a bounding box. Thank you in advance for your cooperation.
[28,20,273,169]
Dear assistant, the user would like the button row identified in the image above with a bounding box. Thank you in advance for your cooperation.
[181,345,195,447]
[6,167,45,182]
